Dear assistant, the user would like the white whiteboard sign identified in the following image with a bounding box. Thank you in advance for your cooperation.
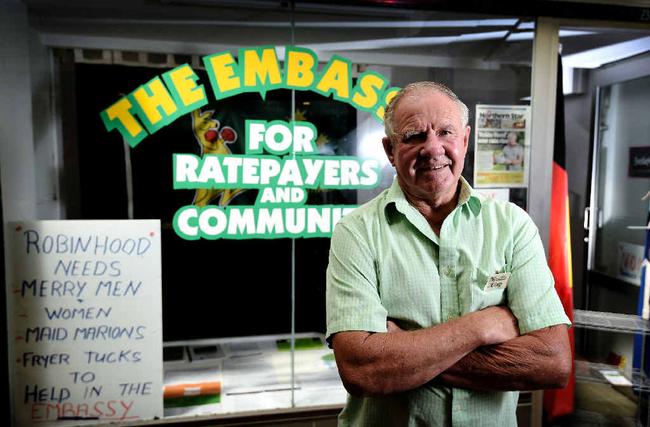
[6,220,163,426]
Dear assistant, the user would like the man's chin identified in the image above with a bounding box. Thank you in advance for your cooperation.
[416,175,459,194]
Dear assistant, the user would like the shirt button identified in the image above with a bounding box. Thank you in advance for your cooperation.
[443,266,453,277]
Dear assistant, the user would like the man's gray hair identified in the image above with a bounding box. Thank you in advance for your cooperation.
[384,81,469,140]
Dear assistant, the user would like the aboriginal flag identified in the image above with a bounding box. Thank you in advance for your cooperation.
[543,54,575,420]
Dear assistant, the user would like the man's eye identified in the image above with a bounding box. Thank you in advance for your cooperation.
[402,132,427,143]
[438,129,453,137]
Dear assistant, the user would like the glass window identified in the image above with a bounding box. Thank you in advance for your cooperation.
[51,4,535,423]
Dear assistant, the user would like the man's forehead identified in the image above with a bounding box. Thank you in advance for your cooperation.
[394,91,460,127]
[396,88,454,108]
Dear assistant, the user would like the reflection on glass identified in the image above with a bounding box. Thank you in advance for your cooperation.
[594,75,650,282]
[293,6,534,413]
[69,5,535,420]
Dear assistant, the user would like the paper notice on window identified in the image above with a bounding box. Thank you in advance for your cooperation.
[599,369,633,386]
[473,104,531,188]
[6,220,163,426]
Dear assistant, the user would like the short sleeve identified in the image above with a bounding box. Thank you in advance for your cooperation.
[506,207,571,334]
[326,220,388,343]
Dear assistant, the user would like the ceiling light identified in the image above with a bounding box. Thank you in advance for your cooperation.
[305,31,509,52]
[562,36,650,68]
[506,30,594,42]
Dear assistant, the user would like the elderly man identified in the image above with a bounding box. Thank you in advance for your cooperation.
[326,81,571,426]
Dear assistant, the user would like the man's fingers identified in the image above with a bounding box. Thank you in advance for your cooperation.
[478,305,520,345]
[386,320,402,333]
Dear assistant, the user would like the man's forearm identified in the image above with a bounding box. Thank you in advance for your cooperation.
[437,325,571,391]
[332,306,519,396]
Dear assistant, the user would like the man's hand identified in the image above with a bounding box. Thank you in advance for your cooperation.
[386,306,519,344]
[384,309,569,392]
[331,306,521,397]
[476,306,520,345]
[438,324,571,391]
[386,319,401,333]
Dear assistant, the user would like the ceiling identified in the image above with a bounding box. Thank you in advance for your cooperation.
[22,0,650,70]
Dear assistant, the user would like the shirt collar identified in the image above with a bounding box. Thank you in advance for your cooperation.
[383,175,482,223]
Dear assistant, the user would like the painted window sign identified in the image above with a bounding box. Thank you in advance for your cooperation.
[100,46,398,240]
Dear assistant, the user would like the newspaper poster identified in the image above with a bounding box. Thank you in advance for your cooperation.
[473,105,531,188]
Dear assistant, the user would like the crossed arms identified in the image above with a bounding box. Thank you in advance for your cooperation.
[331,306,571,397]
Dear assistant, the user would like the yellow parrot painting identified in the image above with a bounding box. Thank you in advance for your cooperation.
[190,109,246,207]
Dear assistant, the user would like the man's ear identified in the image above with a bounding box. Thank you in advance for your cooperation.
[463,126,471,150]
[382,136,395,166]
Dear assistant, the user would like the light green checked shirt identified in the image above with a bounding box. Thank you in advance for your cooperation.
[326,177,570,427]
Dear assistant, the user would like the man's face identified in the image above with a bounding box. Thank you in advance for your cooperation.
[382,89,470,204]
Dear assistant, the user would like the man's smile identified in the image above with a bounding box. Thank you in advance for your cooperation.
[417,163,450,171]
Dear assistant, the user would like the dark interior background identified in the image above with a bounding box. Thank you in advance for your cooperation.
[75,63,357,341]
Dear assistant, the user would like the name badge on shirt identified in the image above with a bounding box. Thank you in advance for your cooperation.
[484,272,510,291]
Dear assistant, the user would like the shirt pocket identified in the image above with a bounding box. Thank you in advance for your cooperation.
[470,265,509,310]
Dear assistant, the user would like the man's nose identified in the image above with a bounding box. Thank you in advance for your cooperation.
[419,131,445,158]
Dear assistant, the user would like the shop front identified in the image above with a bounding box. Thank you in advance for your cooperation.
[2,1,650,426]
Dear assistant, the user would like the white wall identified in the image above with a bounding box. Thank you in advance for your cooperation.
[0,0,37,222]
[29,25,63,219]
[0,0,64,223]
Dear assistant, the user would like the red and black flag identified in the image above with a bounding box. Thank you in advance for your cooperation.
[544,53,575,420]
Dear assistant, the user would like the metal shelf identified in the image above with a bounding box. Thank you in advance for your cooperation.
[575,360,650,392]
[573,309,650,335]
